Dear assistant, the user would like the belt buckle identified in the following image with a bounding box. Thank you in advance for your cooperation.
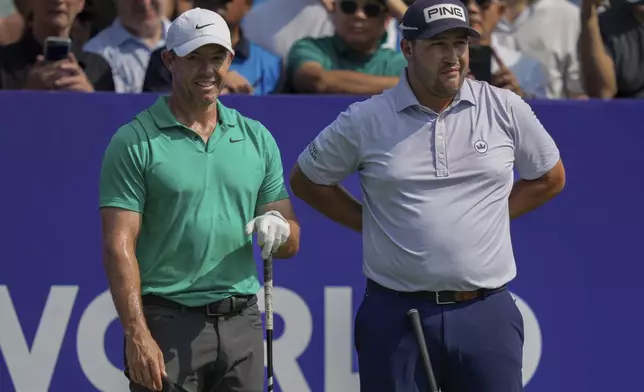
[205,299,226,317]
[435,291,455,305]
[205,305,222,317]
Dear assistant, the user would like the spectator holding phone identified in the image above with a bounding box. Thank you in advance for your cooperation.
[0,0,114,91]
[467,0,548,98]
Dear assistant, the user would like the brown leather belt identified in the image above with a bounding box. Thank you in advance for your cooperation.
[142,294,257,316]
[366,279,507,305]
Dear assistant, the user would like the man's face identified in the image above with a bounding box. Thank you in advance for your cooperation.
[33,0,85,31]
[467,0,505,38]
[403,30,470,98]
[117,0,164,31]
[332,0,389,49]
[196,0,251,26]
[163,44,232,107]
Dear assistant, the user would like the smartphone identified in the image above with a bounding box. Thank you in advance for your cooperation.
[44,37,72,62]
[468,45,493,83]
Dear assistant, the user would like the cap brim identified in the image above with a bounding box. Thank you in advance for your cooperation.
[416,25,480,40]
[172,35,234,57]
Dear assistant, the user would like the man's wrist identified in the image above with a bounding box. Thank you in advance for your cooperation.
[265,210,288,223]
[123,313,150,339]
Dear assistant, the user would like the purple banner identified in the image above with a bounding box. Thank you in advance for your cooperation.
[0,91,642,392]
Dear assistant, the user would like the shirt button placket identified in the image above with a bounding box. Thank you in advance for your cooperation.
[435,115,448,177]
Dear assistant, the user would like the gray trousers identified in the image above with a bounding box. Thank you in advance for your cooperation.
[125,296,265,392]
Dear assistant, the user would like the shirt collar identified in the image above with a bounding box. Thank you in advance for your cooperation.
[149,96,237,130]
[110,18,171,47]
[393,69,477,113]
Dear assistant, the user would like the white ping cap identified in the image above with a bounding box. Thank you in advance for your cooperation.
[165,8,234,57]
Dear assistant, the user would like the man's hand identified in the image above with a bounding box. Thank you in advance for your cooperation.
[52,53,94,92]
[245,210,291,259]
[125,330,167,391]
[24,53,94,92]
[382,0,409,21]
[491,50,524,97]
[24,55,65,90]
[225,70,254,94]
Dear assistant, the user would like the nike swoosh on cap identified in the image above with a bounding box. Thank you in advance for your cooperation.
[195,23,215,29]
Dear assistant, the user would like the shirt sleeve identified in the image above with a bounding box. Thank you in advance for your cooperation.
[507,93,560,180]
[286,38,330,79]
[296,105,361,185]
[99,124,148,213]
[257,128,289,206]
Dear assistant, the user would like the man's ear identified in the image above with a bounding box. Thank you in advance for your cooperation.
[401,39,413,59]
[161,50,174,72]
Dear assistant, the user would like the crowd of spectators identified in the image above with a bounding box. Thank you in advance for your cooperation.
[0,0,641,98]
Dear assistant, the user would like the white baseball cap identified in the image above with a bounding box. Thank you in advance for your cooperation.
[165,8,234,57]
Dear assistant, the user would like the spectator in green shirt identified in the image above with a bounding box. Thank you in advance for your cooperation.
[287,0,407,95]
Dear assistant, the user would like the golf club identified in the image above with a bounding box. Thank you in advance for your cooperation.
[263,255,274,391]
[407,308,439,392]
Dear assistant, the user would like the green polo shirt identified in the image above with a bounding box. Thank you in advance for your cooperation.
[99,96,289,306]
[286,34,407,80]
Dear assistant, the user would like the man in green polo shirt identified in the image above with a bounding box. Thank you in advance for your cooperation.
[98,8,300,392]
[287,0,408,94]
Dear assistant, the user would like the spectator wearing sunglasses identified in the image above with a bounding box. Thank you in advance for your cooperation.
[286,0,407,95]
[467,0,548,98]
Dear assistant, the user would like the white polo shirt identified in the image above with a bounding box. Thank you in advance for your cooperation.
[297,72,560,292]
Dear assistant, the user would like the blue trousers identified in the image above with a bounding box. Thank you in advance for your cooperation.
[354,280,524,392]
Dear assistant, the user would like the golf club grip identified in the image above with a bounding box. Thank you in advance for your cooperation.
[263,256,273,330]
[407,309,439,392]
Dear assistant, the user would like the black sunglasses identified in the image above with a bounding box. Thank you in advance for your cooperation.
[339,1,385,18]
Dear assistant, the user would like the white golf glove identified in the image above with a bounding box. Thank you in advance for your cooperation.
[245,210,290,259]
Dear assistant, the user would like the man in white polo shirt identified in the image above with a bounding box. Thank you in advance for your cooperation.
[290,0,565,390]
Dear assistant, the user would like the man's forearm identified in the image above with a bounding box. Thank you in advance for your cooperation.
[103,249,149,338]
[320,70,398,95]
[292,182,362,233]
[508,179,563,219]
[579,7,617,98]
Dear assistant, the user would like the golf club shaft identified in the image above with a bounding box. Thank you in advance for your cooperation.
[407,309,439,392]
[264,256,274,391]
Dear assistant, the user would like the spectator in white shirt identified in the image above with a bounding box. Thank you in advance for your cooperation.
[468,0,549,98]
[494,0,587,98]
[84,0,170,93]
